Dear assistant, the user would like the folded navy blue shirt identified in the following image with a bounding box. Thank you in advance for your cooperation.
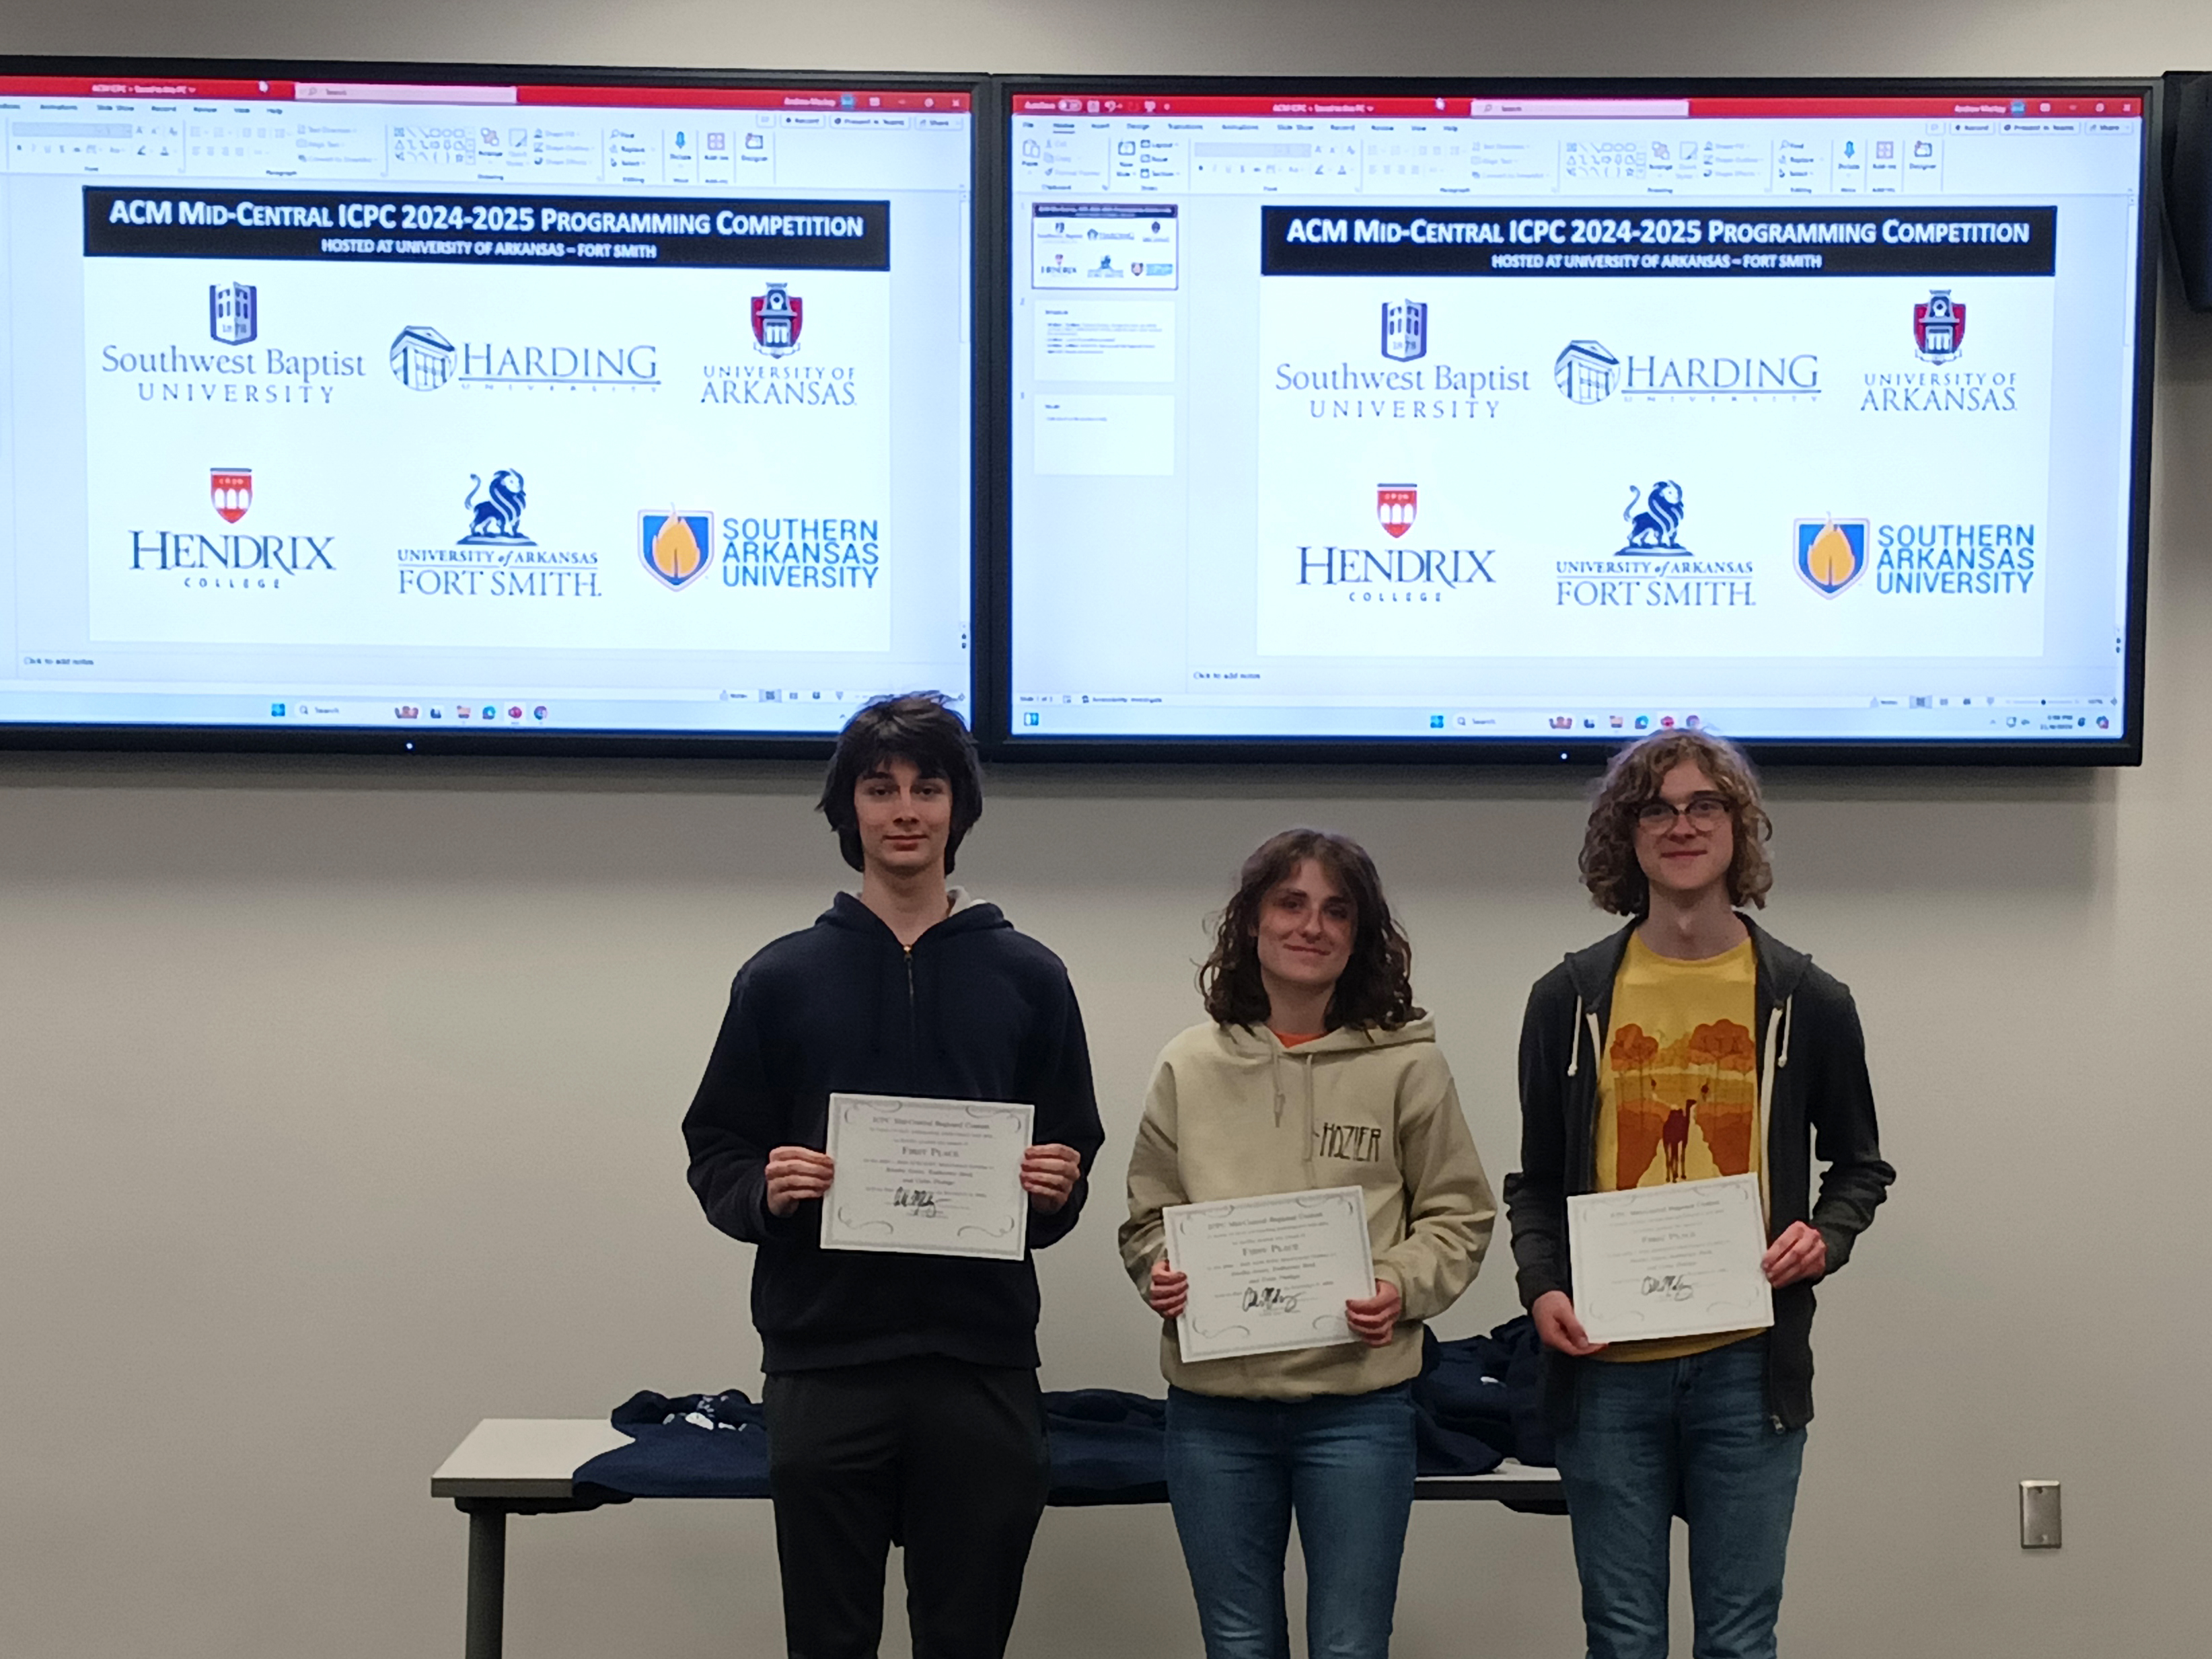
[571,1319,1551,1503]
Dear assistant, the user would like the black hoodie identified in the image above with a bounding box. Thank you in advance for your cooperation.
[684,891,1105,1374]
[1502,918,1894,1430]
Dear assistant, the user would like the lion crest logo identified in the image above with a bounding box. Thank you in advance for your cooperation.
[460,470,532,546]
[1617,480,1687,556]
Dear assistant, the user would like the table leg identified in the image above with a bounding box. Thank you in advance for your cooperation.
[466,1507,507,1659]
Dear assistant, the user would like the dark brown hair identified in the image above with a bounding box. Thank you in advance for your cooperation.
[1199,829,1422,1031]
[1579,730,1773,916]
[816,694,985,874]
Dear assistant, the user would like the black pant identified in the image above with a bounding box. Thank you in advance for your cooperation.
[763,1356,1049,1659]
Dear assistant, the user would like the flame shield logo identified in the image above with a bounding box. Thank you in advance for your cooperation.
[1795,516,1868,597]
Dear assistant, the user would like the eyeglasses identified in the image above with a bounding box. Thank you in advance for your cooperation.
[1634,794,1730,832]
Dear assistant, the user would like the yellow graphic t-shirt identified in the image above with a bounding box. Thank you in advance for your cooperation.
[1594,931,1763,1363]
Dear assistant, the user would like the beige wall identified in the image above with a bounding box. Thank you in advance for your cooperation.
[1,1,2208,1655]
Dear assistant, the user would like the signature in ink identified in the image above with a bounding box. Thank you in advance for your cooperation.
[1639,1274,1694,1302]
[893,1187,938,1215]
[1241,1285,1300,1313]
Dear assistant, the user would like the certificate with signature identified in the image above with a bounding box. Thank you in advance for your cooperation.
[1163,1187,1376,1364]
[820,1094,1035,1261]
[1567,1174,1774,1345]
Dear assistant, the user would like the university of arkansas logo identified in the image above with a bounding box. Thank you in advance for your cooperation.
[1913,290,1965,363]
[1376,484,1417,538]
[210,468,252,523]
[1618,480,1688,556]
[640,511,713,589]
[751,283,804,357]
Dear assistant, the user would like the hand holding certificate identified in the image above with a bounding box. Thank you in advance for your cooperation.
[821,1094,1035,1261]
[1164,1187,1376,1364]
[1566,1174,1774,1345]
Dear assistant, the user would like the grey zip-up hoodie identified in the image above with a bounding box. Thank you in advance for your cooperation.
[1121,1018,1496,1400]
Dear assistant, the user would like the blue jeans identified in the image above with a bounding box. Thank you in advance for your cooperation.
[1164,1385,1415,1659]
[1554,1336,1806,1659]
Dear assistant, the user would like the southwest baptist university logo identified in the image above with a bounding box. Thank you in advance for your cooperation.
[1380,299,1426,363]
[210,468,252,523]
[1376,485,1417,538]
[1795,516,1868,597]
[209,282,257,345]
[460,471,531,546]
[752,283,804,358]
[1913,290,1965,364]
[640,511,714,589]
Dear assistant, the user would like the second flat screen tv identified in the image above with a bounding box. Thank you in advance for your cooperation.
[1000,80,2155,760]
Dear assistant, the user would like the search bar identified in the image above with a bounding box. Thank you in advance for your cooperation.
[1469,99,1690,119]
[296,83,517,104]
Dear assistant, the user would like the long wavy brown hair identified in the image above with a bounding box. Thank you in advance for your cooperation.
[1580,731,1774,916]
[1199,829,1422,1031]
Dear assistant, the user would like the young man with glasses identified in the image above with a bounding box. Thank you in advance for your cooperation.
[1504,730,1895,1659]
[684,694,1105,1659]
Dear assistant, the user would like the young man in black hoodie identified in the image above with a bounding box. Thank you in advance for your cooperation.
[1504,731,1894,1659]
[684,694,1104,1659]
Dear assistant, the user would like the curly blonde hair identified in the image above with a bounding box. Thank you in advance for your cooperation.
[1579,731,1773,916]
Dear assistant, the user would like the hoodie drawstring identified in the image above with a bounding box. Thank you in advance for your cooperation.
[1757,1000,1789,1218]
[1271,1049,1286,1128]
[1304,1053,1317,1175]
[1567,995,1584,1076]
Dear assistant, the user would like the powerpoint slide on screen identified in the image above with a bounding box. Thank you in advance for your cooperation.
[0,73,975,736]
[1006,89,2146,746]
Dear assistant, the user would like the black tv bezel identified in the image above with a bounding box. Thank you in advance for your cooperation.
[986,74,2160,768]
[0,54,995,761]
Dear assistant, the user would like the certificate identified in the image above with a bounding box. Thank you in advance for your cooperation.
[820,1094,1035,1261]
[1164,1187,1376,1364]
[1566,1174,1774,1344]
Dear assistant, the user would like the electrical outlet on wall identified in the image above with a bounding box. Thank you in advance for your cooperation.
[2020,1480,2061,1548]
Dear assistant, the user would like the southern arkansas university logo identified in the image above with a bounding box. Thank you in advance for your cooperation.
[1913,291,1965,364]
[752,284,804,357]
[640,511,714,589]
[1618,480,1688,556]
[1796,516,1868,596]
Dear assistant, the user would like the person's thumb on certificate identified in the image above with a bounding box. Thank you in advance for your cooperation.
[1533,1289,1607,1356]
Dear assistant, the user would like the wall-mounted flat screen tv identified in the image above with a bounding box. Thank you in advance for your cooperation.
[0,59,980,753]
[998,79,2155,762]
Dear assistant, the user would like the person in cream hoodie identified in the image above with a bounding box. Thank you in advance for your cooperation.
[1121,828,1496,1659]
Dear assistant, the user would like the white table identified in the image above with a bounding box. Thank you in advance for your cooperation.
[433,1416,1564,1659]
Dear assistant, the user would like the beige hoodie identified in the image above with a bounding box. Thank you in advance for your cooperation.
[1119,1017,1496,1400]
